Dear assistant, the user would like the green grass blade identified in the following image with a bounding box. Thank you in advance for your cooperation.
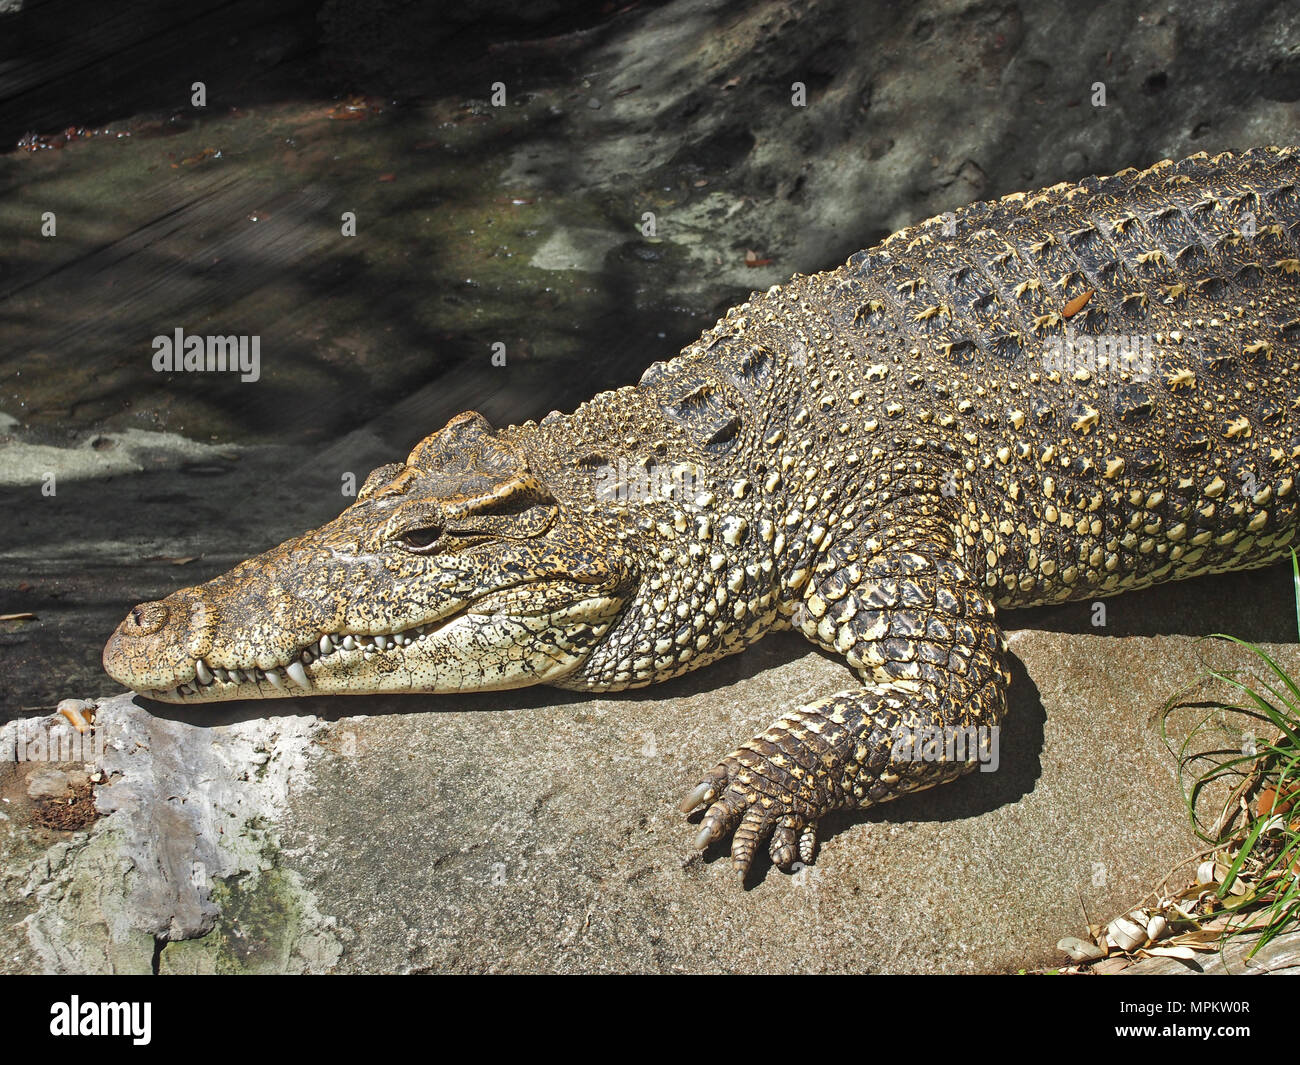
[1217,815,1267,897]
[1293,548,1300,641]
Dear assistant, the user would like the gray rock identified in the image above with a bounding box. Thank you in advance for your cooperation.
[1,700,334,973]
[3,629,1290,973]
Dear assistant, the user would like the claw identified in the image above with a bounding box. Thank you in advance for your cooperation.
[678,781,714,814]
[694,791,743,850]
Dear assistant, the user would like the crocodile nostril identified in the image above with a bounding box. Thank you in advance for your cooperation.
[124,601,169,636]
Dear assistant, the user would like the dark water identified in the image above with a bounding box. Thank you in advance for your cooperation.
[0,0,721,717]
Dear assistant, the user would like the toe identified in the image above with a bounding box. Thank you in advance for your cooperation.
[768,815,803,868]
[693,788,746,850]
[678,781,715,814]
[679,764,730,814]
[797,822,818,864]
[730,805,772,878]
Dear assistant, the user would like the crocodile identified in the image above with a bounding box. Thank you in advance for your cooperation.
[104,146,1300,879]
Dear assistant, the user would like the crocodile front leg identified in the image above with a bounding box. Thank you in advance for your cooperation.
[680,533,1010,879]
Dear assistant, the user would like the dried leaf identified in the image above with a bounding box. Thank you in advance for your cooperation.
[1258,782,1298,816]
[1062,288,1094,317]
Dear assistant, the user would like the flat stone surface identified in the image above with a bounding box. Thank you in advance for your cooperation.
[2,626,1291,973]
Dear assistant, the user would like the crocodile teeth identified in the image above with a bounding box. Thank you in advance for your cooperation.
[199,626,430,690]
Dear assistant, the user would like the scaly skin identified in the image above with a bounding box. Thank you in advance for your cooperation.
[105,146,1300,879]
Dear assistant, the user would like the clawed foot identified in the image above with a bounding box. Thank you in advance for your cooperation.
[679,748,826,880]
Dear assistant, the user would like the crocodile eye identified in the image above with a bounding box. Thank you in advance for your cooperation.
[399,525,443,551]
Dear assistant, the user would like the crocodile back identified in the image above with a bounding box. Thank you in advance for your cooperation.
[841,146,1300,605]
[634,147,1300,609]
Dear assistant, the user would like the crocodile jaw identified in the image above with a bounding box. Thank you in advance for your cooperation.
[104,588,625,703]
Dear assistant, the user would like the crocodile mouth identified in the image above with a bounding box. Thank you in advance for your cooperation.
[143,607,472,701]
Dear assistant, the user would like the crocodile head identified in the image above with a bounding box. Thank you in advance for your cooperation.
[103,411,634,702]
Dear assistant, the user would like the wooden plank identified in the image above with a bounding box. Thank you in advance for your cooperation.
[1122,928,1300,975]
